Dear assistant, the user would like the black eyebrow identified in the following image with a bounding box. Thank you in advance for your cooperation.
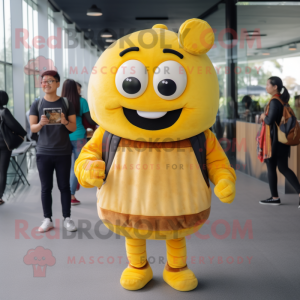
[163,49,184,59]
[119,47,139,57]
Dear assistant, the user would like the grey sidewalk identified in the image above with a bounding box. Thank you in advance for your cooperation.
[0,169,300,300]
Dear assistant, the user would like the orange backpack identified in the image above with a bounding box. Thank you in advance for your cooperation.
[271,96,300,146]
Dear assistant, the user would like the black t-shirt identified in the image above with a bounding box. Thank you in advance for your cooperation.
[30,97,76,155]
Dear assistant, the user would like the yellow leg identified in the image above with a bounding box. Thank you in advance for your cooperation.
[120,238,153,290]
[163,237,198,291]
[126,238,147,268]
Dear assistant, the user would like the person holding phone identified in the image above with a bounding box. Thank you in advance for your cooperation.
[29,70,78,232]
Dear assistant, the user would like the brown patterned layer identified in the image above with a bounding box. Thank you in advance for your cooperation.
[99,207,211,231]
[165,263,188,272]
[119,138,192,149]
[128,261,149,270]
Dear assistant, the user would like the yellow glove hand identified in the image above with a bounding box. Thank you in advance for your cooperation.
[82,160,106,188]
[214,179,236,204]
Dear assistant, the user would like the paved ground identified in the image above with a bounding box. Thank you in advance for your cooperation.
[1,168,300,300]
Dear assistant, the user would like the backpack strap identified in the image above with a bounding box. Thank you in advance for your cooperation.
[265,96,285,116]
[37,98,42,112]
[189,132,210,187]
[272,96,285,106]
[271,96,296,121]
[36,98,43,121]
[102,131,121,181]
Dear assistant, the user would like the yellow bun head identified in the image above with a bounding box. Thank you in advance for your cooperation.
[152,24,168,30]
[88,19,219,141]
[178,18,215,55]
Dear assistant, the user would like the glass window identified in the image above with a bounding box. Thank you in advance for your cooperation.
[23,0,39,112]
[28,2,33,63]
[5,64,13,110]
[0,0,5,62]
[22,0,28,64]
[33,8,38,59]
[0,64,4,89]
[24,73,30,111]
[63,20,69,80]
[48,8,55,65]
[4,0,12,63]
[206,7,232,146]
[237,3,300,122]
[0,0,13,112]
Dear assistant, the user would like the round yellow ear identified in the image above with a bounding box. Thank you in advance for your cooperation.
[178,18,215,55]
[152,24,168,30]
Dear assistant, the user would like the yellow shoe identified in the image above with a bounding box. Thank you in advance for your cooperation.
[163,263,198,291]
[120,262,153,290]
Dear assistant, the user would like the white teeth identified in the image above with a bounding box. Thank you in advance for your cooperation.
[137,111,167,119]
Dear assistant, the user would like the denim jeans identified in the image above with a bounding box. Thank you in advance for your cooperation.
[37,154,71,218]
[70,138,87,195]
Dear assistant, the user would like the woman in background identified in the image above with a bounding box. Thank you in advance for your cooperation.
[0,91,27,205]
[241,95,252,110]
[76,82,82,97]
[61,79,96,205]
[77,81,97,141]
[259,76,300,208]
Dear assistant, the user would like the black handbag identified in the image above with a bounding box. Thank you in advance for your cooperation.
[0,110,24,151]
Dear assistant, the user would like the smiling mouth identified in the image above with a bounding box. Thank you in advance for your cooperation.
[123,107,183,130]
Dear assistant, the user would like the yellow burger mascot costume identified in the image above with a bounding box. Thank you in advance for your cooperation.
[75,19,236,292]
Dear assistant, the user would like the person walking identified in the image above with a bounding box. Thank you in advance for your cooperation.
[29,70,78,232]
[61,79,97,205]
[0,91,27,205]
[259,76,300,208]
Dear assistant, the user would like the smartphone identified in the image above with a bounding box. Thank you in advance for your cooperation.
[43,108,62,125]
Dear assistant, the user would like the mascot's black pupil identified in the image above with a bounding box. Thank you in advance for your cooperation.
[158,79,176,96]
[122,77,141,94]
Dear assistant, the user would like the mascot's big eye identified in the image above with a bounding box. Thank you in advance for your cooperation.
[153,60,187,100]
[115,60,148,98]
[122,77,141,94]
